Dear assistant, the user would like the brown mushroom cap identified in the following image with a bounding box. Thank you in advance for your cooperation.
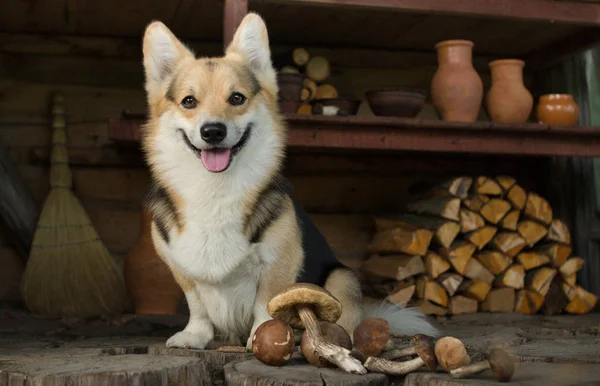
[353,318,390,358]
[267,283,342,329]
[488,348,514,382]
[416,344,437,370]
[301,321,352,367]
[435,336,471,371]
[251,319,295,366]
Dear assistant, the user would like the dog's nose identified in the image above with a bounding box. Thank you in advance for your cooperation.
[200,122,227,144]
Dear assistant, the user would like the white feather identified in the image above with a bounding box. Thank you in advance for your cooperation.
[362,301,441,338]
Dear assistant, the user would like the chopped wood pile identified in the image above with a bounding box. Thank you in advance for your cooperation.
[361,176,598,316]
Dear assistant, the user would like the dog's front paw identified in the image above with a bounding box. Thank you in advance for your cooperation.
[166,330,210,349]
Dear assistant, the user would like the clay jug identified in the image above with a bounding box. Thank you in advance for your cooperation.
[431,40,483,122]
[536,94,580,126]
[124,208,183,314]
[485,59,533,123]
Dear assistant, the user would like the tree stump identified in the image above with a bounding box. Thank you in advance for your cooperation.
[224,354,389,385]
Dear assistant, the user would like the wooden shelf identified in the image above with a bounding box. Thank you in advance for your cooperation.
[108,113,600,157]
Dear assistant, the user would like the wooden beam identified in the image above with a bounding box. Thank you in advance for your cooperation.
[108,114,600,157]
[257,0,600,26]
[224,0,249,48]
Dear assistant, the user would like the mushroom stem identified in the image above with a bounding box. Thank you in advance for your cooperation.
[450,360,491,378]
[297,305,367,374]
[364,356,425,376]
[380,345,417,360]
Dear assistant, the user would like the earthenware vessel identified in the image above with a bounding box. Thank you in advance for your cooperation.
[277,72,308,113]
[123,208,183,314]
[365,87,427,117]
[485,59,533,123]
[431,40,483,122]
[536,94,580,126]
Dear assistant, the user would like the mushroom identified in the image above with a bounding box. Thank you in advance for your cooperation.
[267,283,366,374]
[364,339,437,375]
[450,348,514,382]
[380,334,435,361]
[434,336,471,371]
[353,318,394,358]
[300,321,352,367]
[251,319,295,366]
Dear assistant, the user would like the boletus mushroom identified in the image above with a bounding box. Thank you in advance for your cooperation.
[267,283,366,374]
[364,337,437,376]
[380,334,435,361]
[434,336,471,371]
[301,321,352,367]
[450,348,514,382]
[251,319,295,366]
[353,318,395,359]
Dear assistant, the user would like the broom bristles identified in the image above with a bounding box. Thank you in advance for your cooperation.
[20,92,129,316]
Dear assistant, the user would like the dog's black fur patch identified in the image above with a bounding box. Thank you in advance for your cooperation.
[245,174,291,244]
[144,178,181,244]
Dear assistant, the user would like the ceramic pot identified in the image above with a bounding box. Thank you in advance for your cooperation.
[277,72,307,113]
[485,59,533,123]
[365,87,427,118]
[536,94,580,126]
[123,208,183,315]
[431,40,483,122]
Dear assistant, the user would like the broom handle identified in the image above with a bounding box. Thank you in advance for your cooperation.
[49,93,73,190]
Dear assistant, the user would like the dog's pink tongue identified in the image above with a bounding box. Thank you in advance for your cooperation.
[201,148,231,172]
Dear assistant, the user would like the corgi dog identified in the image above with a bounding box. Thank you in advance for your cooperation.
[140,12,438,351]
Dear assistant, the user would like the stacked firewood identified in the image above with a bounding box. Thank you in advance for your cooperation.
[361,176,598,316]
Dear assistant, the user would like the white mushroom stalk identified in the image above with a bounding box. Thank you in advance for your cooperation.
[297,306,367,374]
[364,355,427,375]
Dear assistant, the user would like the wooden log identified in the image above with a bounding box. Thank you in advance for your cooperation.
[541,277,569,316]
[437,272,463,297]
[464,225,497,250]
[476,251,512,275]
[559,257,584,277]
[491,231,527,258]
[517,220,549,246]
[315,84,339,100]
[421,176,474,200]
[449,295,478,315]
[500,209,520,231]
[562,274,577,286]
[305,56,330,82]
[413,299,447,316]
[474,176,503,196]
[479,198,512,225]
[438,241,476,275]
[406,196,461,222]
[416,277,449,307]
[386,284,416,307]
[459,208,485,233]
[361,254,425,282]
[368,226,433,256]
[375,214,460,249]
[564,286,598,315]
[514,289,544,314]
[535,243,572,268]
[424,251,451,279]
[293,48,310,66]
[495,175,517,192]
[526,267,557,297]
[546,219,572,245]
[224,356,388,385]
[458,279,491,302]
[506,184,527,210]
[481,288,516,313]
[464,258,495,284]
[462,194,490,212]
[516,251,550,271]
[495,264,525,289]
[524,192,553,225]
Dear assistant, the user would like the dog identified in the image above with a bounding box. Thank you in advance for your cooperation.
[140,12,438,351]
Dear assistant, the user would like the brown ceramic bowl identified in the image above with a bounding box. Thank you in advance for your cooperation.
[310,98,362,116]
[365,87,427,117]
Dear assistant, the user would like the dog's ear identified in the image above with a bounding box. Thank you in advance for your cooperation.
[142,21,194,97]
[226,13,275,81]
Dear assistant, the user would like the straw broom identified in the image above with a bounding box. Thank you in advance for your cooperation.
[20,92,129,316]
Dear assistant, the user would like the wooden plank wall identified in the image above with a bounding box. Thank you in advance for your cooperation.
[0,33,548,302]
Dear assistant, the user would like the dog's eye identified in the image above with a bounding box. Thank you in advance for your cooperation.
[181,95,197,109]
[228,92,246,106]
